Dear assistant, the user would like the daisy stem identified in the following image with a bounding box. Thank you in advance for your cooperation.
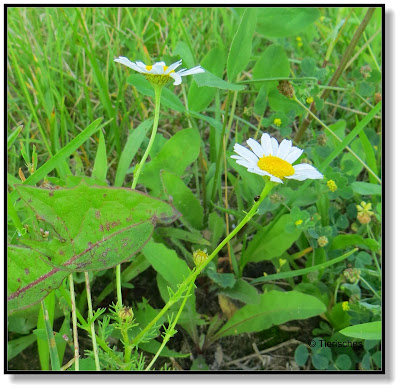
[131,85,162,190]
[293,96,382,184]
[114,84,163,308]
[132,179,277,346]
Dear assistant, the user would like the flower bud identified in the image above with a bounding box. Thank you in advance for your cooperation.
[118,306,134,323]
[193,249,208,268]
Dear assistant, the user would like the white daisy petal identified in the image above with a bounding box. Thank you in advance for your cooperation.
[114,57,144,72]
[165,59,182,73]
[151,63,165,74]
[271,137,279,156]
[233,144,259,164]
[177,66,205,76]
[277,139,292,160]
[248,168,271,177]
[169,72,182,85]
[261,133,272,156]
[291,163,324,179]
[285,146,303,164]
[270,175,284,184]
[246,138,265,158]
[135,61,148,71]
[153,61,166,68]
[235,159,255,169]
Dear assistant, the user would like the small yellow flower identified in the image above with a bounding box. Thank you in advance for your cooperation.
[279,258,287,268]
[273,118,282,127]
[317,236,329,247]
[295,219,303,226]
[342,301,350,311]
[327,180,338,192]
[296,37,303,47]
[356,201,374,224]
[306,97,314,104]
[193,249,208,268]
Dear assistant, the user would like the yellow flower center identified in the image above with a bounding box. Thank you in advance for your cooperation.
[295,219,303,226]
[257,155,295,179]
[145,65,175,74]
[273,118,282,127]
[327,180,338,192]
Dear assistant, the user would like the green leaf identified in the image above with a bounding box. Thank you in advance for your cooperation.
[340,321,381,340]
[208,212,225,248]
[294,344,309,367]
[207,265,236,288]
[188,46,226,111]
[114,119,152,187]
[8,333,37,361]
[253,45,290,92]
[335,354,352,370]
[8,183,179,313]
[92,130,107,183]
[139,128,201,197]
[193,70,245,91]
[243,214,302,264]
[256,8,320,37]
[8,125,23,150]
[350,182,381,196]
[214,290,326,339]
[331,234,379,252]
[161,170,204,230]
[219,279,260,305]
[227,8,257,81]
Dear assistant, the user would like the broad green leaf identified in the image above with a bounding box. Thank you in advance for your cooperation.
[208,212,225,248]
[256,8,320,37]
[127,74,186,112]
[268,89,302,114]
[139,128,201,197]
[331,234,379,252]
[193,70,245,91]
[227,8,257,82]
[340,321,381,340]
[243,214,302,264]
[8,183,179,313]
[294,344,309,367]
[7,333,37,361]
[114,119,152,187]
[253,45,290,92]
[161,170,204,230]
[214,290,326,339]
[143,240,201,337]
[173,41,195,68]
[188,46,226,111]
[92,130,107,183]
[219,279,260,305]
[350,182,381,196]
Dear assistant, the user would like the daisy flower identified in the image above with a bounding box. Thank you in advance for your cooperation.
[231,133,324,183]
[114,57,205,86]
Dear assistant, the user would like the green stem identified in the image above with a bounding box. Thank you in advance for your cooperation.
[359,276,380,299]
[40,300,61,371]
[132,180,277,345]
[145,282,195,371]
[131,85,162,190]
[251,248,358,284]
[84,272,101,371]
[210,91,232,207]
[115,84,163,308]
[293,96,381,184]
[68,274,79,371]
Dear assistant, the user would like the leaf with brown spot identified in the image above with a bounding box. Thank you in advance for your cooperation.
[8,182,180,313]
